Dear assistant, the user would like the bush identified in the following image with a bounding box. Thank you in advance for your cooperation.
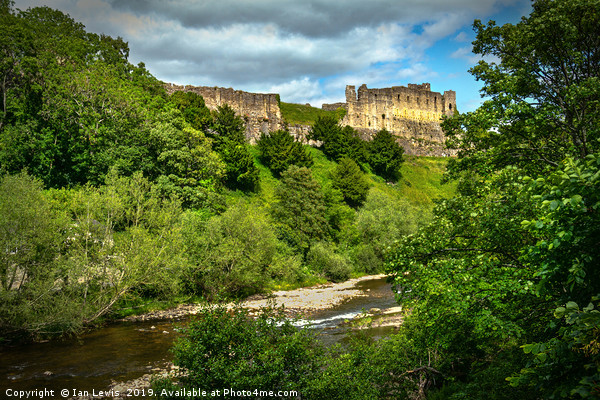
[153,305,323,398]
[182,202,278,299]
[356,190,419,260]
[307,242,352,282]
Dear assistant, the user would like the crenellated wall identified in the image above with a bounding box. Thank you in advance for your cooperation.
[341,83,456,156]
[165,83,282,142]
[165,82,456,156]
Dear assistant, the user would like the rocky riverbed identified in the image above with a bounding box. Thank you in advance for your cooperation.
[121,274,389,322]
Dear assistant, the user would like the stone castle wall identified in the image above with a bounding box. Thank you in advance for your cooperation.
[341,83,456,156]
[165,82,456,156]
[165,83,282,142]
[321,102,347,112]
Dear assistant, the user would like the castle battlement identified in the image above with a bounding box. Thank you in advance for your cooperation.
[165,82,456,156]
[340,83,456,156]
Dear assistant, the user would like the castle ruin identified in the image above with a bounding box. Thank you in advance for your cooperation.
[165,82,456,156]
[165,83,282,142]
[339,83,456,156]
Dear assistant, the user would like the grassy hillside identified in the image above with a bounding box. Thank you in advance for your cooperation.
[245,145,454,213]
[397,155,456,207]
[280,102,346,125]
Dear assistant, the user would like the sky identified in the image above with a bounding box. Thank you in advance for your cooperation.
[13,0,532,112]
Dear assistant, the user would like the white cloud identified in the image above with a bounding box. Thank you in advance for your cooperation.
[13,0,531,110]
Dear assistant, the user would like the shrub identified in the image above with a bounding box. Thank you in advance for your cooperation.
[182,202,278,299]
[307,242,352,282]
[153,305,323,398]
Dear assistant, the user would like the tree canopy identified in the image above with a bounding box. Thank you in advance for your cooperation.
[388,0,600,398]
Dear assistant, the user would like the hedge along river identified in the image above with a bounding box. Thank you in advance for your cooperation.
[0,275,400,396]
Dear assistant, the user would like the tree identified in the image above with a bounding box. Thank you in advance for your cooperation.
[169,91,211,131]
[148,108,225,207]
[444,0,600,178]
[309,116,366,163]
[330,157,369,208]
[181,203,279,299]
[272,165,328,253]
[387,0,600,398]
[0,171,186,339]
[0,6,167,187]
[257,129,313,176]
[368,129,404,182]
[210,103,246,147]
[209,104,259,191]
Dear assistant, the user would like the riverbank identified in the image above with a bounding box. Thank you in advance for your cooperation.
[121,274,389,322]
[95,274,401,400]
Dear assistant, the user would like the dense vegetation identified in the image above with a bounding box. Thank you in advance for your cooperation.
[5,0,595,398]
[156,0,600,399]
[386,0,600,397]
[0,1,434,341]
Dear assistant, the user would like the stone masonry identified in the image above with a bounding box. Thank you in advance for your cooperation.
[165,83,282,142]
[341,83,456,156]
[165,82,456,156]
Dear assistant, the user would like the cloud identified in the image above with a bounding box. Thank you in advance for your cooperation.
[13,0,531,111]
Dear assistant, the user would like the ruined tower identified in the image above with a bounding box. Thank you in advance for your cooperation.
[340,83,456,156]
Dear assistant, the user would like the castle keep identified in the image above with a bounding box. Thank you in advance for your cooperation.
[165,82,456,156]
[339,83,456,156]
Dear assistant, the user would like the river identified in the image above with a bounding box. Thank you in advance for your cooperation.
[0,276,398,396]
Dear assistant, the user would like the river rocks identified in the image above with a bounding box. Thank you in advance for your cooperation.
[120,274,389,322]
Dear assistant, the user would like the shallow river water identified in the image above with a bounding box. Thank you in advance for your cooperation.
[0,276,397,395]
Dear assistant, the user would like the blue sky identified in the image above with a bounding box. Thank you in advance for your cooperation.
[14,0,532,112]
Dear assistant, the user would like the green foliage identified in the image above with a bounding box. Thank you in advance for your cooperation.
[154,305,323,399]
[209,104,259,191]
[219,141,260,191]
[0,6,166,187]
[169,91,211,131]
[444,0,600,178]
[307,242,352,282]
[257,129,313,176]
[0,171,185,338]
[355,190,420,264]
[181,202,279,299]
[0,172,63,292]
[157,305,441,400]
[386,0,600,398]
[330,157,370,208]
[509,300,600,398]
[147,108,225,207]
[210,103,246,146]
[272,165,329,253]
[368,129,405,182]
[310,116,367,163]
